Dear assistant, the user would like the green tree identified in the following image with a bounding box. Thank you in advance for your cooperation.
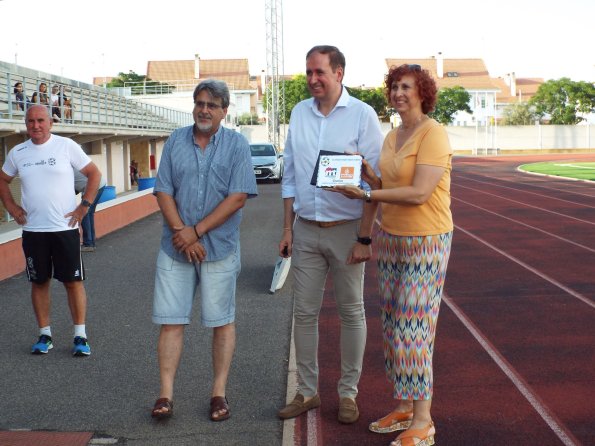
[262,74,311,124]
[429,86,472,125]
[501,102,539,125]
[237,113,259,125]
[263,74,310,124]
[529,78,595,124]
[265,75,390,122]
[107,71,174,95]
[281,74,311,122]
[346,86,388,117]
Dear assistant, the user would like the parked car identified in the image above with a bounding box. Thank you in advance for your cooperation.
[250,142,284,182]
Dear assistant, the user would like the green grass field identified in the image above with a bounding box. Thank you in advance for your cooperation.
[518,162,595,181]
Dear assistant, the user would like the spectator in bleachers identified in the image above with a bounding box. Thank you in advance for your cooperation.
[50,85,61,122]
[58,86,73,122]
[30,82,49,106]
[13,82,27,111]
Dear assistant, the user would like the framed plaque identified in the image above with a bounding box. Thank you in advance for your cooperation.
[313,154,362,188]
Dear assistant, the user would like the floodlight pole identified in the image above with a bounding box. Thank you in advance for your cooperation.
[265,0,286,148]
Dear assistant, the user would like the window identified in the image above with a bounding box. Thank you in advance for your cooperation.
[250,144,276,156]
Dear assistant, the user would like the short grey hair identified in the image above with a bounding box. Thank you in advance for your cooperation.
[193,79,230,109]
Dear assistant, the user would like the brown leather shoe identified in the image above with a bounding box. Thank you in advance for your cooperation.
[278,393,321,419]
[338,397,359,424]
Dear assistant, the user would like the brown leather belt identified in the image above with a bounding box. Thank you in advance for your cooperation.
[298,216,351,228]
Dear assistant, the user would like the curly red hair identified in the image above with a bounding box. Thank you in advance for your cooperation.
[384,64,437,114]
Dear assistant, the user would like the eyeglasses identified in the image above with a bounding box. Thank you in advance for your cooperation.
[407,64,422,71]
[194,100,222,111]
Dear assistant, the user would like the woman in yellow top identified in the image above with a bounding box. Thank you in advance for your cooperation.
[331,64,453,446]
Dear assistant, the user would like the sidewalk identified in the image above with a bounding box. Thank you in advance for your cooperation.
[0,185,292,445]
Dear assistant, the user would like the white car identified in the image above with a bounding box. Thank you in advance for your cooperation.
[250,142,284,182]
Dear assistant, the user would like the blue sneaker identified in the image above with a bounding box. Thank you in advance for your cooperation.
[72,336,91,356]
[31,335,53,354]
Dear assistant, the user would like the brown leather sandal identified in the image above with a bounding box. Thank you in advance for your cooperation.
[210,396,231,421]
[151,397,173,419]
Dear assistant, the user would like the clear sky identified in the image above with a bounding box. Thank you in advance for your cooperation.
[1,0,593,87]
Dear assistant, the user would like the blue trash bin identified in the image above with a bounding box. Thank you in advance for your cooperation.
[97,186,116,203]
[137,177,156,191]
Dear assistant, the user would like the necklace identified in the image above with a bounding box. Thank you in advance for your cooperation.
[399,115,426,130]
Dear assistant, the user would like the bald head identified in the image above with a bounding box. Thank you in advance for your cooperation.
[25,105,53,145]
[26,104,52,120]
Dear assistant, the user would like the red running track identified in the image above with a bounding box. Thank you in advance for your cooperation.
[291,153,595,446]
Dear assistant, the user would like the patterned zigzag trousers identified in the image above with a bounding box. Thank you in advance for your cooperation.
[376,230,453,400]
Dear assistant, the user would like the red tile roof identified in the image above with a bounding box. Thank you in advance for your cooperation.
[385,58,499,90]
[491,76,544,103]
[146,59,252,90]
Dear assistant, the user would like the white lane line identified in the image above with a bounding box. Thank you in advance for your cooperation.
[455,224,595,309]
[442,293,581,446]
[453,197,595,254]
[307,409,319,446]
[455,174,595,204]
[453,184,595,225]
[281,316,323,446]
[282,317,299,446]
[555,163,594,170]
[515,169,595,189]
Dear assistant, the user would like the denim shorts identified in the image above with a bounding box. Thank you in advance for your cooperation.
[152,246,240,327]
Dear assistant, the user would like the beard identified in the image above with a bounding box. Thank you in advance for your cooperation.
[195,121,213,132]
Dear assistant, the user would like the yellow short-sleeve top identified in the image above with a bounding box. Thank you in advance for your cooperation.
[379,118,453,236]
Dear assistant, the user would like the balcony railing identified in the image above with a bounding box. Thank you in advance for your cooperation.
[1,65,192,130]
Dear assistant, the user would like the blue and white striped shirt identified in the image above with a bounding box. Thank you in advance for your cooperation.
[155,125,257,262]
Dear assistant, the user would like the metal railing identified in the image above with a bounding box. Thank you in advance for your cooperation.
[117,80,236,96]
[1,64,193,130]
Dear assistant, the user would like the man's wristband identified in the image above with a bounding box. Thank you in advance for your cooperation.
[193,226,201,240]
[356,236,372,245]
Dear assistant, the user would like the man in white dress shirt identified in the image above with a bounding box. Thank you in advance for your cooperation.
[277,45,383,424]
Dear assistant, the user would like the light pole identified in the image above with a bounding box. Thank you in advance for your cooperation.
[102,53,106,88]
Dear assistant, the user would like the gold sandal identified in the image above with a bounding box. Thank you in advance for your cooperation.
[369,408,413,433]
[390,422,435,446]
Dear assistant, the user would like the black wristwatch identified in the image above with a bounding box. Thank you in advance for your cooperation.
[81,199,92,207]
[356,236,372,245]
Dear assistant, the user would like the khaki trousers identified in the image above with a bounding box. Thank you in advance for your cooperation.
[291,217,367,399]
